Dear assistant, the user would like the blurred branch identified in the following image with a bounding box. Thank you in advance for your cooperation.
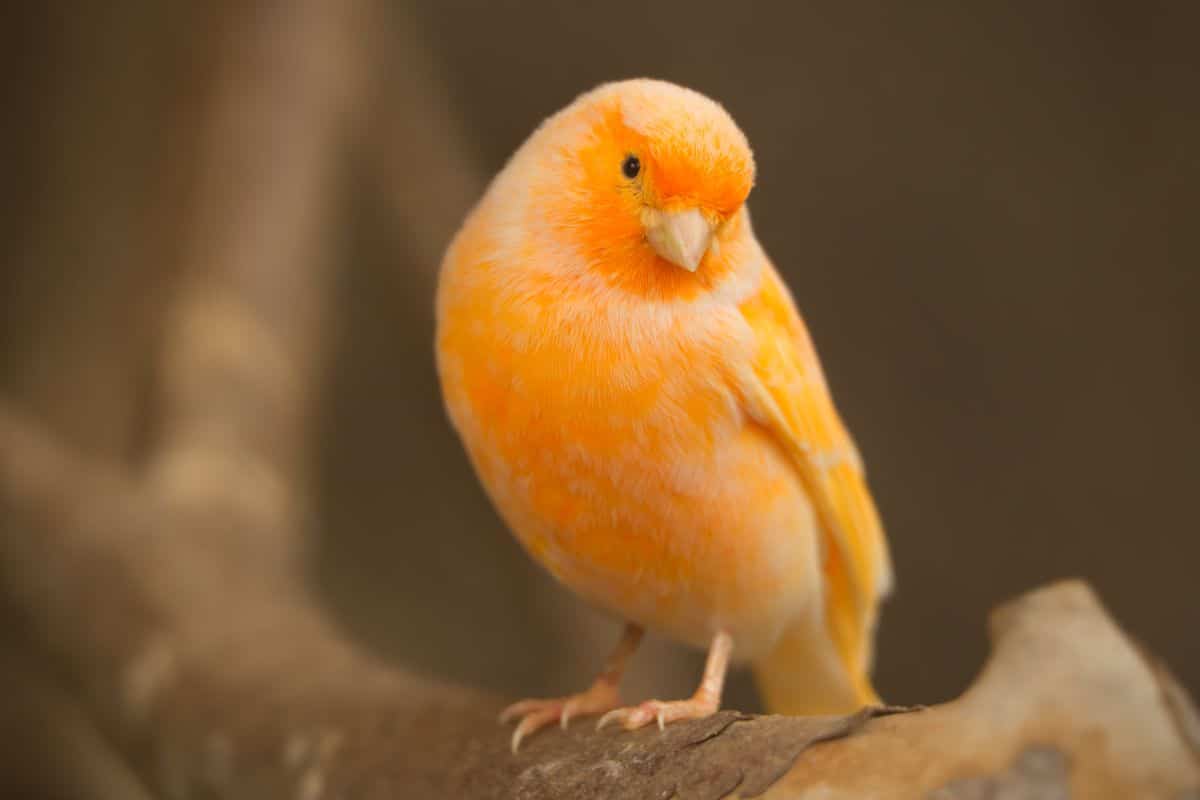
[149,0,365,550]
[0,407,1196,797]
[366,4,486,301]
[1,3,211,462]
[0,645,151,800]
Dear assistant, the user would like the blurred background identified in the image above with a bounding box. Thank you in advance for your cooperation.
[1,1,1197,794]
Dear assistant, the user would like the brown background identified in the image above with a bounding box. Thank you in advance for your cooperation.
[1,2,1197,791]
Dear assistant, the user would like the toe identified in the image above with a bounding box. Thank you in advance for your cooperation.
[502,685,627,747]
[595,703,653,731]
[499,698,550,724]
[560,696,581,729]
[652,698,718,726]
[595,707,623,731]
[596,698,717,733]
[510,706,562,753]
[561,683,619,729]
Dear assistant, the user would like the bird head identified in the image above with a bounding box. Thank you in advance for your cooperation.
[527,80,756,294]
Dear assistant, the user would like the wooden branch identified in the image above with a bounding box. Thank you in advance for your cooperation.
[148,0,366,537]
[0,404,1197,799]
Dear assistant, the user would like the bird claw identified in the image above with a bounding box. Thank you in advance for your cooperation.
[508,706,562,753]
[595,705,647,731]
[560,696,585,730]
[497,698,544,724]
[499,682,621,752]
[595,697,718,732]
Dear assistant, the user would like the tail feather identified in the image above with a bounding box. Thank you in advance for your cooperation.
[753,613,879,716]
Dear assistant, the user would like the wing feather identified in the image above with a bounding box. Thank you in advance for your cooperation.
[736,264,892,683]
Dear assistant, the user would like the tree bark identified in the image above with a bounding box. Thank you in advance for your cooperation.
[1,407,1197,798]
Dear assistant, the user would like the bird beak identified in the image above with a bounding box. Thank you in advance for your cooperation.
[644,207,714,272]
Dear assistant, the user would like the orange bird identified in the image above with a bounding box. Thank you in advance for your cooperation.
[436,79,893,751]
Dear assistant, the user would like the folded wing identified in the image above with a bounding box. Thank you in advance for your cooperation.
[736,263,893,692]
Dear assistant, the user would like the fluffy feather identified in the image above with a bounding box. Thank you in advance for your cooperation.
[436,79,891,722]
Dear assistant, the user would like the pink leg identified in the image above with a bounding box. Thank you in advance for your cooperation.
[499,623,644,752]
[597,630,732,732]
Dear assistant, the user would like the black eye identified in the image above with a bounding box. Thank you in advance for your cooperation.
[622,155,641,179]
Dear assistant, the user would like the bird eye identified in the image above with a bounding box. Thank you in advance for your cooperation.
[622,155,641,179]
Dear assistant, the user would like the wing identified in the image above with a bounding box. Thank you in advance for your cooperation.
[736,262,893,684]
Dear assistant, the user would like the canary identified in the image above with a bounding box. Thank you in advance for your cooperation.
[436,79,892,752]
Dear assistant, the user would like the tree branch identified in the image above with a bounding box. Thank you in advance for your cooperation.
[148,0,365,546]
[0,404,1197,798]
[0,645,150,800]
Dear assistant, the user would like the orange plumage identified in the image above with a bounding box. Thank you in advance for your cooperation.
[436,79,892,749]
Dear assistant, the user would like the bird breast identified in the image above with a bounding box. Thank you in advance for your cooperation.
[436,253,821,658]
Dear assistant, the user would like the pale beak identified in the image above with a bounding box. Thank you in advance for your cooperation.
[644,207,714,272]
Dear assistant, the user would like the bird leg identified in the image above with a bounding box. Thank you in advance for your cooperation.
[597,630,732,732]
[499,623,644,752]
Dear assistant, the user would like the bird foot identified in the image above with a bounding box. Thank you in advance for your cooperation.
[499,680,621,752]
[595,695,719,732]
